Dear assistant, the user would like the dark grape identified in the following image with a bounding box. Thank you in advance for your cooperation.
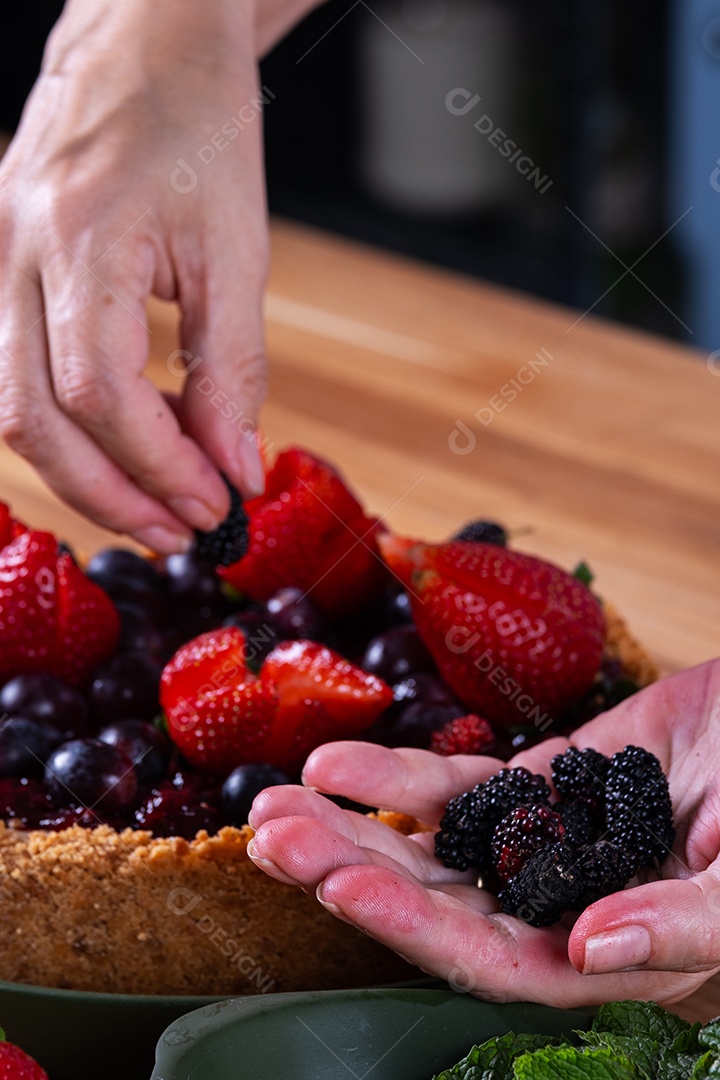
[163,551,228,611]
[44,739,138,811]
[223,611,278,667]
[0,717,63,777]
[265,588,324,641]
[221,763,290,825]
[360,626,435,683]
[114,603,165,657]
[86,548,165,593]
[99,720,170,784]
[89,653,162,723]
[381,589,413,627]
[368,701,464,749]
[0,673,91,741]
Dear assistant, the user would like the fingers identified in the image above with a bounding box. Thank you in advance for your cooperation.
[0,270,194,552]
[248,791,473,887]
[40,244,230,533]
[173,142,269,501]
[569,867,720,977]
[301,742,505,823]
[314,864,701,1005]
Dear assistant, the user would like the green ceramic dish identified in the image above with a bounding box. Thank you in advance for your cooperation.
[0,977,440,1080]
[0,980,224,1080]
[151,988,594,1080]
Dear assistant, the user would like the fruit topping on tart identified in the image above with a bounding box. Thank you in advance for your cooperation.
[0,446,655,840]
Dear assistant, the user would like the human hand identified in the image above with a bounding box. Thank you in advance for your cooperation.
[0,0,271,552]
[248,658,720,1007]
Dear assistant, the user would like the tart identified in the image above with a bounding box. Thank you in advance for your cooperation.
[0,447,657,996]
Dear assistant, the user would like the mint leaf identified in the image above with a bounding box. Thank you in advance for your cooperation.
[577,1031,655,1078]
[432,1033,559,1080]
[592,1001,690,1049]
[689,1049,720,1078]
[573,562,594,587]
[700,1020,720,1051]
[0,1026,5,1042]
[512,1045,642,1079]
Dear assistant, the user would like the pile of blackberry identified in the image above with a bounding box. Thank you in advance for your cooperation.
[435,745,675,926]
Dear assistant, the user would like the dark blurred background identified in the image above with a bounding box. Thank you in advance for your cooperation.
[3,0,717,347]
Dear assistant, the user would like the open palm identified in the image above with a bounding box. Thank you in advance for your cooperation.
[248,658,720,1007]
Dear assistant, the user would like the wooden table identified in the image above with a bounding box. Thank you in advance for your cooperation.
[0,218,718,1021]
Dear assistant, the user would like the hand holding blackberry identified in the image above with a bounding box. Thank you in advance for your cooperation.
[434,744,674,926]
[249,658,720,1009]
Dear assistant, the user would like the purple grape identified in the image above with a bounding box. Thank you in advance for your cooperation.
[163,551,228,612]
[86,548,165,593]
[89,652,161,723]
[221,763,289,825]
[114,603,165,657]
[99,720,170,785]
[368,701,464,749]
[380,588,413,627]
[390,673,458,708]
[360,626,435,683]
[223,611,278,667]
[44,739,138,811]
[0,673,91,741]
[265,588,324,641]
[0,717,63,777]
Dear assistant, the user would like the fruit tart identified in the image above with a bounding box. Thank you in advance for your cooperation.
[0,448,656,995]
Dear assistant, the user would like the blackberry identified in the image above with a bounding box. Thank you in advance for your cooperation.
[556,801,598,847]
[435,767,551,874]
[491,803,565,882]
[452,520,508,546]
[573,841,635,909]
[434,788,492,873]
[498,842,586,926]
[551,746,610,812]
[604,745,675,873]
[193,478,250,568]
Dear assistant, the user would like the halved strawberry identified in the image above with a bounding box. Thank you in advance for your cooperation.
[161,629,393,774]
[0,502,26,551]
[54,550,121,683]
[220,447,389,616]
[261,639,393,769]
[0,530,119,686]
[380,535,605,729]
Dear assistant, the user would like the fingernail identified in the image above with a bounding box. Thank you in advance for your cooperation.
[316,882,343,916]
[582,925,652,975]
[246,839,298,885]
[236,433,265,498]
[167,496,222,531]
[133,525,192,554]
[246,837,277,871]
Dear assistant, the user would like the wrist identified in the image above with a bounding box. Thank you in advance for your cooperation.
[44,0,257,84]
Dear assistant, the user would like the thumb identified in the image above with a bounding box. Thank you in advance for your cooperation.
[569,867,720,976]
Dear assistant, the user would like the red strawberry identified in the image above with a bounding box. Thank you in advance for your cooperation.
[161,630,393,774]
[0,503,26,551]
[0,531,120,685]
[380,536,605,729]
[429,714,495,756]
[220,447,389,616]
[160,628,277,773]
[261,639,393,768]
[0,1040,48,1080]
